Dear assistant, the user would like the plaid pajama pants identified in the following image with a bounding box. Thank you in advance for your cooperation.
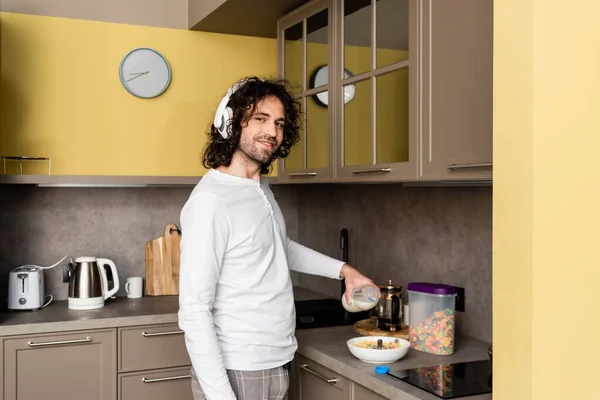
[191,365,290,400]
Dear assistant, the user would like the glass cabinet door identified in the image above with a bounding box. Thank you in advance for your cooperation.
[276,0,334,183]
[336,0,418,182]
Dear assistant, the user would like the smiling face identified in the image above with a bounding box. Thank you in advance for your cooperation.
[237,95,286,166]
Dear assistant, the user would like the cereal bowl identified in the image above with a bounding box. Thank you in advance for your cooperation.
[346,336,410,364]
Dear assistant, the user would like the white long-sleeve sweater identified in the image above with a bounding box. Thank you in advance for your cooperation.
[178,169,345,400]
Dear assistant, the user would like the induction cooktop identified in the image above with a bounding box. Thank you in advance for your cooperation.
[387,359,492,399]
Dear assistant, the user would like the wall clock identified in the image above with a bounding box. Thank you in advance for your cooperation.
[119,48,171,98]
[311,65,356,107]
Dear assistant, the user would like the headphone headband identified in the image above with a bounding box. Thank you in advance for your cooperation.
[213,78,252,139]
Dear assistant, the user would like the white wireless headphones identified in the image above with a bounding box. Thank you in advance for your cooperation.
[213,79,251,139]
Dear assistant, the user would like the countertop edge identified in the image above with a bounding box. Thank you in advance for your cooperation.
[295,329,492,400]
[296,344,417,400]
[0,313,179,337]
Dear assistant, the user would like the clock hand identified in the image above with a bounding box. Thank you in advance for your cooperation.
[125,71,149,82]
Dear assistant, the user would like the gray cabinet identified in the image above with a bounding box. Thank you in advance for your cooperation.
[418,0,493,181]
[277,0,493,184]
[0,323,193,400]
[118,323,191,373]
[334,0,419,183]
[118,366,193,400]
[292,353,391,400]
[293,353,350,400]
[353,382,388,400]
[117,323,193,400]
[0,329,117,400]
[276,0,336,183]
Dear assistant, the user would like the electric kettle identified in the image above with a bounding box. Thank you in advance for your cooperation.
[376,279,403,332]
[67,257,119,310]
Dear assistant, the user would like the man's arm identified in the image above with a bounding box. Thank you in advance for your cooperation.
[178,193,236,400]
[287,238,344,279]
[287,238,375,304]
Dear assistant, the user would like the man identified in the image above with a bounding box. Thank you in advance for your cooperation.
[178,77,375,400]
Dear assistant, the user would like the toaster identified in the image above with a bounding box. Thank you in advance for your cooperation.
[7,266,46,311]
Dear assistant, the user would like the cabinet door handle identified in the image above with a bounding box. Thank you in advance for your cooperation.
[28,336,92,347]
[299,363,338,384]
[287,172,317,177]
[142,374,191,383]
[141,330,184,337]
[447,162,492,170]
[351,168,391,174]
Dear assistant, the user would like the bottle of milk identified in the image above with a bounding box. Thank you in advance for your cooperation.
[342,284,381,313]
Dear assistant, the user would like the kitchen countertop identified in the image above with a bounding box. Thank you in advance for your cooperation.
[295,326,492,400]
[0,286,334,336]
[0,295,181,336]
[0,290,492,400]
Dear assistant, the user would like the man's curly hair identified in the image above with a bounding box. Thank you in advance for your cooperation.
[202,77,302,175]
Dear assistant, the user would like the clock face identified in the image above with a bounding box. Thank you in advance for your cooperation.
[311,65,356,107]
[119,48,171,98]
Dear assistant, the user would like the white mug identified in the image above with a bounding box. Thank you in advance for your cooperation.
[125,277,143,299]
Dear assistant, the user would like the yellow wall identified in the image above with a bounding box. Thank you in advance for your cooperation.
[494,0,600,398]
[0,12,277,176]
[283,40,408,170]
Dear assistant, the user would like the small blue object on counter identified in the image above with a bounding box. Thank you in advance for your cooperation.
[375,366,390,374]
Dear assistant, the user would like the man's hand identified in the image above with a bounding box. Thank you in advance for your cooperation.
[339,264,376,304]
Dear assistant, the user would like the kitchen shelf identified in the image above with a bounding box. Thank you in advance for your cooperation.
[0,174,281,187]
[189,0,310,37]
[0,174,202,187]
[0,174,487,188]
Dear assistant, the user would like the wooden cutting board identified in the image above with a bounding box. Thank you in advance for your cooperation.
[353,318,410,340]
[145,224,181,296]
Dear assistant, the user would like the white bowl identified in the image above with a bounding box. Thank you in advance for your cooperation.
[346,336,410,364]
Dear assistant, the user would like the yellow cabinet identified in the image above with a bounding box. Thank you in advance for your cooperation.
[276,0,336,183]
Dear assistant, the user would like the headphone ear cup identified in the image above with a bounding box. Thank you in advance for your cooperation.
[214,78,250,139]
[214,92,232,139]
[219,106,233,139]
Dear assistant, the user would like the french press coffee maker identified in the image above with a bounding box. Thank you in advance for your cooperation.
[376,279,403,332]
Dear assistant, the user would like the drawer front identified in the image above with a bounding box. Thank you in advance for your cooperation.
[294,354,350,400]
[2,329,116,400]
[119,366,193,400]
[352,382,389,400]
[118,323,190,372]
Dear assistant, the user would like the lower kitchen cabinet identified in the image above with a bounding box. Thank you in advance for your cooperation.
[292,354,389,400]
[118,323,191,373]
[353,382,388,400]
[0,328,117,400]
[293,353,350,400]
[0,323,193,400]
[117,323,192,400]
[119,366,192,400]
[0,323,387,400]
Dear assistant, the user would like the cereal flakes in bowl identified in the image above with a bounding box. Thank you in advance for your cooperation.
[346,336,410,364]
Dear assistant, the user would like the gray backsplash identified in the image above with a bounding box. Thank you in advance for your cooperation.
[292,184,492,343]
[0,181,491,342]
[0,184,298,303]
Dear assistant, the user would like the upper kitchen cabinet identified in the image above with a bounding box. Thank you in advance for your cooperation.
[335,0,418,183]
[276,0,336,183]
[418,0,493,181]
[275,0,493,184]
